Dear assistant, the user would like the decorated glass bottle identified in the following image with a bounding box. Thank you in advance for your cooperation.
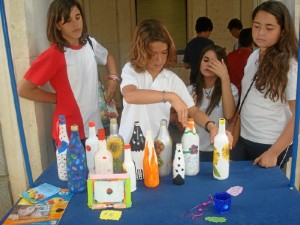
[123,144,137,192]
[85,121,98,176]
[181,118,200,176]
[106,118,124,173]
[130,121,145,180]
[66,125,87,193]
[213,118,230,180]
[56,115,69,181]
[94,129,113,174]
[154,119,173,177]
[143,130,159,188]
[173,143,185,185]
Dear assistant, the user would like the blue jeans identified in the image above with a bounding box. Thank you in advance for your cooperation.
[230,136,292,168]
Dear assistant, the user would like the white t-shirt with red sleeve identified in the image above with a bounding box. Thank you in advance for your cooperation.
[24,37,108,141]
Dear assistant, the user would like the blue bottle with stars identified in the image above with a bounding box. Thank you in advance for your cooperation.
[66,124,87,193]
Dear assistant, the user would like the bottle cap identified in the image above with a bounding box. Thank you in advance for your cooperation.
[124,144,131,149]
[187,118,194,122]
[176,143,182,149]
[98,129,106,140]
[70,124,78,131]
[134,121,140,126]
[161,119,167,125]
[110,118,117,124]
[89,121,95,127]
[58,115,65,120]
[219,118,226,125]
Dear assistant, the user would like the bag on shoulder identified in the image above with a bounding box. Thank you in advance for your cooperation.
[228,77,256,147]
[98,82,119,128]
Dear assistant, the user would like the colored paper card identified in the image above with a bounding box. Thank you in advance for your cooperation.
[100,210,122,221]
[205,216,227,223]
[20,183,60,204]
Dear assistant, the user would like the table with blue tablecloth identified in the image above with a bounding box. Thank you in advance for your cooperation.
[2,161,300,225]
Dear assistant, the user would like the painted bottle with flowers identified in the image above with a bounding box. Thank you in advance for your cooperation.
[130,121,145,180]
[95,129,113,174]
[213,118,230,180]
[106,118,124,173]
[56,115,69,181]
[143,130,159,188]
[181,118,200,176]
[154,119,172,177]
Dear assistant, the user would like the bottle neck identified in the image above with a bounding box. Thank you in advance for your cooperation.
[219,121,226,134]
[98,139,107,151]
[71,130,79,137]
[110,123,118,135]
[158,123,169,137]
[59,124,68,137]
[89,126,96,136]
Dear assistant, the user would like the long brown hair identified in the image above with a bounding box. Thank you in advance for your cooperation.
[129,19,177,72]
[47,0,88,52]
[252,1,298,102]
[194,45,227,115]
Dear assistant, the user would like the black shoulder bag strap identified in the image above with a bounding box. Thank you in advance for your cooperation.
[237,77,256,114]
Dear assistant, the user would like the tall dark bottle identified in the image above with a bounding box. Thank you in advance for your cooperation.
[130,121,145,180]
[66,124,87,193]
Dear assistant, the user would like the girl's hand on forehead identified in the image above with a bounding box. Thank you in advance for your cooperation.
[208,58,229,81]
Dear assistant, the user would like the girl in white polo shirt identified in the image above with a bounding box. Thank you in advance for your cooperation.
[231,1,298,168]
[119,19,233,147]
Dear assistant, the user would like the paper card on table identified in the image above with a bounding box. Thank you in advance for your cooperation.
[205,216,227,223]
[226,186,243,197]
[100,210,122,221]
[3,188,73,225]
[20,183,61,203]
[7,204,51,220]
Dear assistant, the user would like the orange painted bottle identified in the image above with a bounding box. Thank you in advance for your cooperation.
[143,130,159,188]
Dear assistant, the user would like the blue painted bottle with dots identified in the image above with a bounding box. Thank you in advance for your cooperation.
[66,124,87,193]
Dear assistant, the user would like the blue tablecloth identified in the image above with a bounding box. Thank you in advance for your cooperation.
[2,161,300,225]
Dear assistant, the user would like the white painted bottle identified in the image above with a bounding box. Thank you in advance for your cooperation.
[213,118,230,180]
[56,115,69,181]
[123,144,137,192]
[85,121,98,176]
[94,129,113,174]
[154,119,173,177]
[181,118,200,176]
[172,143,185,185]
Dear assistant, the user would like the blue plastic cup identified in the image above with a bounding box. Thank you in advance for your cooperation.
[213,192,232,214]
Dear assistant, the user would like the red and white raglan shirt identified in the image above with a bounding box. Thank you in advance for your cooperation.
[24,37,108,142]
